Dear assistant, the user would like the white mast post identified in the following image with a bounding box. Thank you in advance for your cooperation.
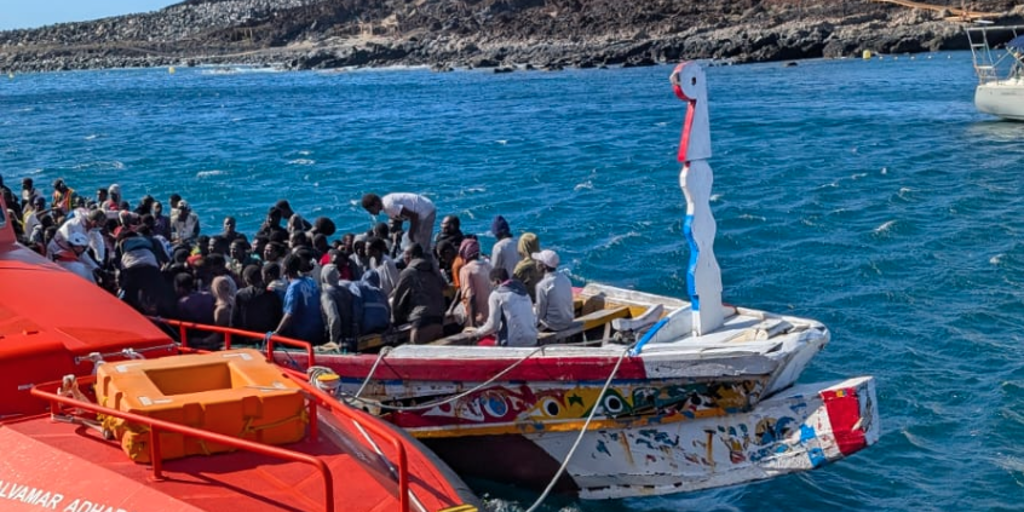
[671,62,724,336]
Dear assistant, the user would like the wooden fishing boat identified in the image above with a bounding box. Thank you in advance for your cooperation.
[0,202,479,512]
[162,62,879,500]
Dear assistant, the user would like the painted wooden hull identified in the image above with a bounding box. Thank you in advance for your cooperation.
[296,284,830,437]
[276,284,875,499]
[422,376,879,500]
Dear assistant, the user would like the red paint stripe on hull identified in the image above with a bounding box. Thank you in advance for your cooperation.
[821,387,867,456]
[300,353,651,382]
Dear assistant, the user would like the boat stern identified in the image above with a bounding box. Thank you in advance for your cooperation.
[976,81,1024,121]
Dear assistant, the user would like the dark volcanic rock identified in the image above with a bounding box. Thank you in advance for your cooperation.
[0,0,1019,73]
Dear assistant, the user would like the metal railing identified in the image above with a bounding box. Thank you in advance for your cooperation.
[50,319,414,512]
[964,24,1024,85]
[32,376,337,510]
[152,317,316,368]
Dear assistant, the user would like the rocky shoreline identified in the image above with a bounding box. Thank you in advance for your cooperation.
[0,0,1021,74]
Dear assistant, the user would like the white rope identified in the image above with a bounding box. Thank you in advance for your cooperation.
[343,345,547,412]
[352,346,393,399]
[524,346,631,512]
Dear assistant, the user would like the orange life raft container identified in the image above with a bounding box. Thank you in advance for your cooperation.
[95,349,306,462]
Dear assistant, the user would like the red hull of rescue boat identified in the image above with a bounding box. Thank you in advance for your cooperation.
[0,197,479,512]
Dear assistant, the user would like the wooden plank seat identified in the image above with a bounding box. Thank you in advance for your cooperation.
[538,306,631,345]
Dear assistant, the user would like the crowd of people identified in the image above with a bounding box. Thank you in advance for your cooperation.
[0,177,577,350]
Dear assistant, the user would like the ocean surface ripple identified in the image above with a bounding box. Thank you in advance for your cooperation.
[3,54,1022,511]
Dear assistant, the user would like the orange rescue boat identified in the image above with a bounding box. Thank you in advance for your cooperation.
[0,197,479,512]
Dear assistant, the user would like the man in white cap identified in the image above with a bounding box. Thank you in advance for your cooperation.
[104,184,122,212]
[171,200,200,246]
[533,249,574,332]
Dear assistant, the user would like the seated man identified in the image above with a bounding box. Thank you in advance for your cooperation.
[471,268,537,347]
[273,254,325,345]
[533,249,574,331]
[392,243,445,344]
[319,263,358,352]
[234,264,283,335]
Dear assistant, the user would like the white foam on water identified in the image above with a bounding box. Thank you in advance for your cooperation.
[288,159,316,166]
[196,170,226,178]
[73,160,125,170]
[574,180,593,191]
[990,254,1004,265]
[874,220,896,234]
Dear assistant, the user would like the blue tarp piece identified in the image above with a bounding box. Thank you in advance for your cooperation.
[1007,35,1024,52]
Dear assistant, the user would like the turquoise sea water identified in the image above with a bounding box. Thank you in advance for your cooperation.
[3,53,1023,511]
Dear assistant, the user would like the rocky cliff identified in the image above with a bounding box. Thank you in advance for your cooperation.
[0,0,1021,73]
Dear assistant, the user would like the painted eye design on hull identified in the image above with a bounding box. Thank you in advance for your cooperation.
[480,392,508,418]
[603,394,625,415]
[540,398,561,417]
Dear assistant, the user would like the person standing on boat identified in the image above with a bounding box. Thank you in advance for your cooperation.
[533,249,574,332]
[221,216,245,245]
[273,253,325,345]
[0,176,22,225]
[366,237,400,298]
[51,178,78,216]
[392,243,446,344]
[233,265,282,334]
[361,193,436,253]
[434,215,464,259]
[48,208,107,273]
[20,178,43,211]
[256,206,286,240]
[21,196,46,242]
[171,200,200,247]
[513,233,542,301]
[471,268,538,347]
[490,215,517,278]
[103,184,122,212]
[228,239,258,277]
[458,238,493,327]
[151,201,171,240]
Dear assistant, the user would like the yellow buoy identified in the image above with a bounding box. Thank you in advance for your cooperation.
[168,66,176,74]
[862,50,873,60]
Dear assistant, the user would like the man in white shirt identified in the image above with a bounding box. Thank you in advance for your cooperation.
[533,249,574,332]
[362,192,436,252]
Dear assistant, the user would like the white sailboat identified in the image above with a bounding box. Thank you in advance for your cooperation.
[966,22,1024,120]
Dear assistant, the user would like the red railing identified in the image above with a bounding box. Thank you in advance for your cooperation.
[142,318,410,512]
[31,376,335,511]
[152,318,316,368]
[283,368,410,512]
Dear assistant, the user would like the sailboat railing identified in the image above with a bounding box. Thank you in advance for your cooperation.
[965,24,1024,85]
